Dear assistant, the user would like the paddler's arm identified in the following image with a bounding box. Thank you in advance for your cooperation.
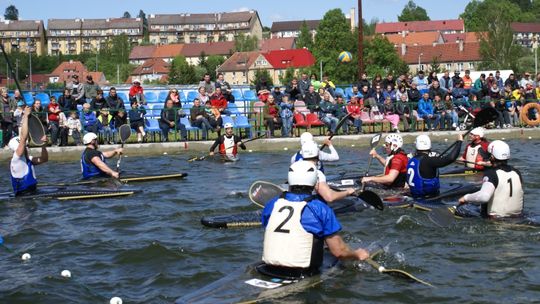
[436,134,463,166]
[16,107,31,157]
[362,169,399,185]
[102,148,123,159]
[325,234,369,261]
[315,182,355,203]
[369,148,386,166]
[209,137,220,155]
[458,181,495,205]
[90,156,119,178]
[319,139,339,161]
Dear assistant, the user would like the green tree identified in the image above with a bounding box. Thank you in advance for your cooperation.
[398,1,430,22]
[205,55,225,78]
[123,11,131,18]
[362,18,379,36]
[138,10,149,42]
[313,9,356,83]
[198,51,207,69]
[251,69,273,86]
[296,21,313,50]
[234,33,259,52]
[4,5,18,21]
[168,55,196,84]
[533,0,540,19]
[363,35,409,77]
[460,0,533,31]
[279,67,296,85]
[510,0,533,10]
[427,56,442,74]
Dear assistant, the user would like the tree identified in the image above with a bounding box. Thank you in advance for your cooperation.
[204,55,225,78]
[460,0,534,31]
[251,69,273,86]
[427,56,442,74]
[168,55,196,84]
[296,21,313,50]
[363,18,379,36]
[234,33,259,52]
[509,0,533,10]
[4,5,18,20]
[398,1,430,22]
[534,0,540,20]
[363,36,409,77]
[122,11,131,18]
[138,10,149,42]
[279,67,296,85]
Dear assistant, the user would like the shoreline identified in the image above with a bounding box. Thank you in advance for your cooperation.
[1,128,538,162]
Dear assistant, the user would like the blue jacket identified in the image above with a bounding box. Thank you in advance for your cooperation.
[417,99,434,116]
[82,111,97,127]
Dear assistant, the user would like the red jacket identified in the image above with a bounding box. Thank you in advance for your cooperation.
[48,103,60,122]
[210,93,228,109]
[129,85,144,98]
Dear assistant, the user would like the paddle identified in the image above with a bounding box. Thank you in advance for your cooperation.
[319,113,352,150]
[188,133,266,162]
[439,107,498,156]
[366,249,434,287]
[116,124,132,173]
[28,114,47,146]
[360,133,382,192]
[427,206,458,227]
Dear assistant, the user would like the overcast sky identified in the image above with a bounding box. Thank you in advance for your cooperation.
[2,0,471,27]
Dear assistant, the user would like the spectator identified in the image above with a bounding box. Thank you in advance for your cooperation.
[371,74,383,89]
[369,85,385,105]
[67,74,83,104]
[90,89,107,113]
[80,75,100,103]
[473,73,488,99]
[97,109,114,144]
[396,94,414,132]
[271,86,284,105]
[382,84,397,102]
[66,111,83,145]
[198,73,215,95]
[47,96,62,146]
[503,84,514,100]
[494,70,504,89]
[346,96,364,134]
[360,85,372,100]
[462,70,473,93]
[190,98,214,140]
[488,82,502,100]
[407,82,421,103]
[428,80,446,100]
[319,92,339,134]
[0,87,16,147]
[433,95,446,130]
[205,100,222,134]
[494,97,511,128]
[215,73,234,102]
[427,71,438,85]
[128,100,147,143]
[105,87,125,114]
[507,98,520,127]
[357,72,370,89]
[382,73,396,91]
[417,93,440,130]
[318,87,334,104]
[346,85,362,101]
[263,95,281,137]
[286,77,302,101]
[128,79,145,105]
[81,103,98,133]
[298,73,311,98]
[396,74,409,88]
[114,108,128,129]
[321,74,336,97]
[164,88,181,107]
[58,88,77,112]
[280,95,294,137]
[197,86,209,104]
[10,90,23,105]
[256,76,271,102]
[520,72,533,89]
[486,73,495,88]
[395,85,408,103]
[413,71,428,92]
[304,85,320,112]
[504,73,519,91]
[334,95,349,134]
[160,99,187,142]
[451,81,470,108]
[209,87,229,115]
[310,73,322,90]
[383,96,400,132]
[524,83,536,101]
[31,99,47,128]
[439,70,454,93]
[443,94,459,130]
[451,71,462,89]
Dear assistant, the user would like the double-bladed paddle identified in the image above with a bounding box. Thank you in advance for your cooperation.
[319,113,352,150]
[366,249,434,287]
[355,133,384,210]
[188,133,266,162]
[116,124,132,173]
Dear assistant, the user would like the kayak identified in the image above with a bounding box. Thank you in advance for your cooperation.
[439,167,481,177]
[40,172,188,187]
[0,185,139,201]
[176,251,340,304]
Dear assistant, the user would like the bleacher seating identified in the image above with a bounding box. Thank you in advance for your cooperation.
[231,89,243,101]
[144,92,158,103]
[180,117,200,140]
[335,87,345,97]
[158,91,169,102]
[186,91,198,103]
[35,93,50,106]
[23,93,34,106]
[234,115,252,138]
[243,90,258,101]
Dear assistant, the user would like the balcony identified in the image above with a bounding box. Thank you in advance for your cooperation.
[51,43,60,50]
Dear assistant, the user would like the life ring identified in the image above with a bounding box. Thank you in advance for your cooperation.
[521,102,540,126]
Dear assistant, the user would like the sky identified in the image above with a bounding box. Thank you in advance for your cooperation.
[1,0,472,27]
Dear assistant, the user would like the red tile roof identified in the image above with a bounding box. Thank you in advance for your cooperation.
[217,51,261,72]
[442,32,481,43]
[398,42,481,64]
[153,44,184,59]
[259,38,296,52]
[384,32,443,46]
[181,41,235,57]
[262,49,315,69]
[129,45,157,60]
[376,19,464,34]
[511,22,540,33]
[49,60,86,78]
[131,58,170,75]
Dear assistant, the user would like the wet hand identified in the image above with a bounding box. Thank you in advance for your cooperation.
[24,107,31,115]
[458,197,466,205]
[111,171,120,179]
[323,138,332,147]
[355,248,369,261]
[457,133,463,141]
[369,149,378,158]
[116,148,123,155]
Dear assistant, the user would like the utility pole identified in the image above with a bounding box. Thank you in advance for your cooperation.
[15,59,19,82]
[534,37,538,76]
[357,0,364,80]
[27,38,33,90]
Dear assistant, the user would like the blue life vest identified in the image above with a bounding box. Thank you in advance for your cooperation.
[294,151,325,173]
[11,156,38,195]
[81,150,107,179]
[406,155,440,198]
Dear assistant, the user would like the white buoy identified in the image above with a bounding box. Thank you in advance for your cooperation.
[528,136,532,140]
[378,266,386,272]
[21,253,31,261]
[501,137,505,140]
[283,147,288,151]
[351,144,355,147]
[444,138,448,142]
[248,149,253,153]
[110,297,123,304]
[61,270,71,278]
[163,152,168,155]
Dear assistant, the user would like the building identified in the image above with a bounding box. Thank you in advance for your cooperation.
[259,37,296,52]
[442,32,481,44]
[0,20,46,55]
[128,41,235,66]
[397,41,481,74]
[47,60,107,85]
[217,49,315,85]
[271,9,355,39]
[383,32,444,47]
[128,58,170,83]
[152,44,185,63]
[181,41,234,65]
[511,22,540,48]
[376,19,464,35]
[129,45,157,65]
[47,18,144,55]
[147,11,263,45]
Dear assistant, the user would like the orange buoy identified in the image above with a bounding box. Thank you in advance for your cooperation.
[521,103,540,126]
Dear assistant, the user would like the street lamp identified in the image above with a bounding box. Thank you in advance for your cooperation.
[533,36,538,76]
[418,52,424,72]
[27,38,32,91]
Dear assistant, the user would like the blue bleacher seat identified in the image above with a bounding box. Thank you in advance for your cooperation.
[186,91,198,103]
[52,92,63,100]
[221,115,234,128]
[148,104,164,118]
[344,87,353,99]
[145,118,162,142]
[182,102,193,112]
[179,91,186,102]
[117,92,129,102]
[234,115,252,138]
[23,93,34,106]
[144,92,158,103]
[35,93,50,106]
[242,90,258,101]
[158,91,169,102]
[227,103,241,116]
[232,89,243,101]
[180,117,201,140]
[335,88,345,97]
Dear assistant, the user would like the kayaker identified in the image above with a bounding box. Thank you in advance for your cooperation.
[456,127,491,170]
[361,134,408,188]
[300,141,356,203]
[290,132,339,173]
[209,123,246,160]
[9,107,48,196]
[407,133,463,198]
[261,160,369,278]
[458,140,523,218]
[81,132,123,179]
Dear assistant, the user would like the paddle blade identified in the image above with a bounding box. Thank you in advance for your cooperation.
[428,207,456,227]
[381,268,434,287]
[370,133,382,149]
[249,181,285,208]
[118,124,132,144]
[473,107,499,128]
[28,114,46,146]
[357,190,384,211]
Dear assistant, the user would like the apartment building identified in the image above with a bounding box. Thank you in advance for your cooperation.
[0,20,46,55]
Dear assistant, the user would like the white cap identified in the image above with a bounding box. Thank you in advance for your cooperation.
[300,132,314,146]
[288,160,318,187]
[8,136,21,152]
[132,78,141,84]
[415,134,431,150]
[470,127,485,138]
[224,122,233,129]
[488,140,510,160]
[385,134,403,152]
[83,132,98,145]
[301,141,319,159]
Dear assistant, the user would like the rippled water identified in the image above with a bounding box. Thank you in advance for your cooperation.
[1,138,539,303]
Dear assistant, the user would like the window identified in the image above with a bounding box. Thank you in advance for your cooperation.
[445,63,452,71]
[457,62,464,71]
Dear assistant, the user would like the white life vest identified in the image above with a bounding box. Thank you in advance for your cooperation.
[465,144,483,169]
[222,136,236,157]
[488,169,523,217]
[263,199,313,268]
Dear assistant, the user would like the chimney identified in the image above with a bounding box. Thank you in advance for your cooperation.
[458,39,464,52]
[402,30,406,38]
[401,43,406,56]
[350,8,355,32]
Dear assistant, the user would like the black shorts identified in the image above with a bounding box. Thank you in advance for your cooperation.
[130,121,144,132]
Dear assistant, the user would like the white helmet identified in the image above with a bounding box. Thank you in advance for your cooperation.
[415,134,431,150]
[224,122,233,129]
[300,132,314,146]
[83,132,98,145]
[301,141,319,159]
[288,160,318,187]
[470,127,485,138]
[385,134,403,152]
[8,136,21,152]
[488,140,510,160]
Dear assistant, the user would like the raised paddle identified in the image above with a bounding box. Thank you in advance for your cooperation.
[27,114,47,146]
[319,113,352,150]
[116,124,132,173]
[188,133,266,162]
[366,249,434,287]
[360,133,382,191]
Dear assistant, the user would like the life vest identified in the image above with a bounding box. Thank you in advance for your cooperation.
[384,151,408,188]
[81,149,107,179]
[406,155,440,198]
[465,141,489,170]
[11,156,37,195]
[263,196,322,269]
[487,168,524,217]
[294,151,325,173]
[219,135,237,157]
